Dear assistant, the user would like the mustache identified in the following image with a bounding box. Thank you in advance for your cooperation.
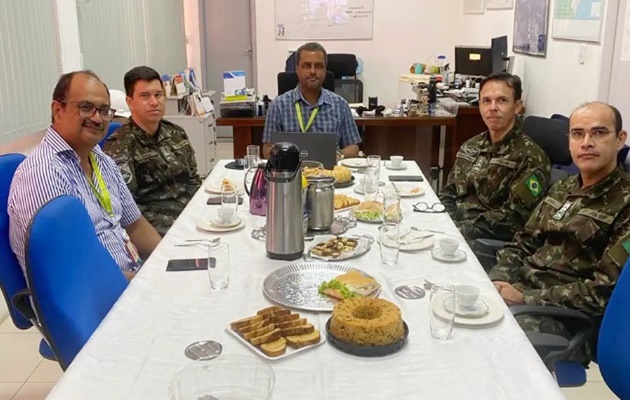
[82,120,104,131]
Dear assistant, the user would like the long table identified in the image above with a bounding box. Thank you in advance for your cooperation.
[217,107,487,180]
[45,160,565,400]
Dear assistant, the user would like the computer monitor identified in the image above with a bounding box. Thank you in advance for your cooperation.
[270,132,337,169]
[277,71,335,96]
[455,46,492,76]
[491,35,509,73]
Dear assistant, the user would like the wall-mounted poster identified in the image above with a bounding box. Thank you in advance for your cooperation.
[513,0,550,57]
[552,0,605,42]
[487,0,514,10]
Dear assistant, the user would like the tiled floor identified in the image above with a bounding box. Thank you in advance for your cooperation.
[0,318,620,400]
[0,140,620,399]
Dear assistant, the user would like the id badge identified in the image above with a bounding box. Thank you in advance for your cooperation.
[123,231,142,266]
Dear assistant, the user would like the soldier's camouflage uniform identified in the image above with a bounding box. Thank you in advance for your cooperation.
[103,118,202,236]
[439,126,551,243]
[489,167,630,363]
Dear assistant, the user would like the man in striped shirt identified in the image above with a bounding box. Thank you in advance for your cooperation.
[8,70,162,280]
[262,42,361,159]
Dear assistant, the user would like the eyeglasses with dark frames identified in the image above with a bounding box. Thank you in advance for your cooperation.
[567,128,615,141]
[60,101,116,121]
[412,202,446,213]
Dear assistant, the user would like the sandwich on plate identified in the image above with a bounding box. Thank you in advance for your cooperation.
[352,201,383,221]
[318,271,380,300]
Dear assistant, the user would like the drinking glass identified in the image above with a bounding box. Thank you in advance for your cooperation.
[244,155,258,189]
[221,183,239,215]
[367,155,381,171]
[247,145,261,162]
[379,222,400,265]
[383,191,402,223]
[208,243,230,290]
[429,285,456,340]
[363,166,379,201]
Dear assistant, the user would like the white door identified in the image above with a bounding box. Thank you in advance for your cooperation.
[200,0,254,138]
[606,0,630,143]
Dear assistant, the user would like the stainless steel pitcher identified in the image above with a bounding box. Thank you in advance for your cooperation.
[306,176,334,231]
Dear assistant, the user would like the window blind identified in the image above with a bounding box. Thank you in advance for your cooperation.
[77,0,187,91]
[0,0,61,145]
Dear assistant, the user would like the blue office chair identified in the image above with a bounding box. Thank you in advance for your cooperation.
[25,195,128,370]
[597,257,630,399]
[0,153,55,360]
[99,121,122,148]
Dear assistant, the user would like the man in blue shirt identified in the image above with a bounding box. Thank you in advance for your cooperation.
[262,42,361,159]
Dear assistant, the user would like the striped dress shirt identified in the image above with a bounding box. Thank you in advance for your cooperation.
[8,127,142,275]
[262,87,361,149]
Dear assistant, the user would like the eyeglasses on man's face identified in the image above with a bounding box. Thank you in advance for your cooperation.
[568,128,615,141]
[412,202,446,213]
[61,100,116,121]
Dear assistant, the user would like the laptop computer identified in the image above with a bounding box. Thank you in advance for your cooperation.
[270,132,337,169]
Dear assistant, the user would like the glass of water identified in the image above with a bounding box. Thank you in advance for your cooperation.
[379,222,400,265]
[247,145,261,162]
[208,243,230,290]
[383,191,402,223]
[363,166,379,201]
[221,183,239,215]
[429,284,456,340]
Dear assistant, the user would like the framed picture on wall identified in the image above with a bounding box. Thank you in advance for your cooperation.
[552,0,605,42]
[464,0,485,14]
[513,0,550,57]
[486,0,514,10]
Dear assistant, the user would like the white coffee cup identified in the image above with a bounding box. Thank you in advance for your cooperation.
[439,238,459,257]
[217,206,235,223]
[390,156,404,168]
[455,285,481,310]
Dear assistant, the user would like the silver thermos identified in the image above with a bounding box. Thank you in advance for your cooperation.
[265,142,304,260]
[306,176,335,230]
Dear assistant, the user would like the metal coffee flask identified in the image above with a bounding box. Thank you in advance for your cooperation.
[264,142,304,260]
[306,176,335,230]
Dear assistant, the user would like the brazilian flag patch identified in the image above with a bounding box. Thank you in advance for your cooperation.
[526,174,542,198]
[623,239,630,254]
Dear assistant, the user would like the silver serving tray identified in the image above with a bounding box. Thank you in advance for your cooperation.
[263,262,379,312]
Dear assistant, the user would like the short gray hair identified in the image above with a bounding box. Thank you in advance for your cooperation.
[295,42,328,67]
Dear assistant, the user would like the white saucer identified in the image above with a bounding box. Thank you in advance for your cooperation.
[197,215,246,232]
[204,179,245,194]
[443,296,489,318]
[210,216,241,228]
[341,158,368,168]
[431,248,467,263]
[385,162,407,170]
[432,293,504,326]
[353,181,385,195]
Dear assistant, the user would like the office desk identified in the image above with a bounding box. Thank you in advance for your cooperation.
[217,107,486,179]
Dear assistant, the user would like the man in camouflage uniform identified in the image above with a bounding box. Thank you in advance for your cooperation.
[490,102,630,364]
[439,73,551,248]
[103,66,201,235]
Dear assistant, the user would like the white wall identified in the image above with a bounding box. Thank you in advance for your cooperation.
[253,0,462,107]
[183,0,204,89]
[459,1,609,118]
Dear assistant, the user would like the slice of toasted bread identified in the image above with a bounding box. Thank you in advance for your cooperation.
[279,324,314,337]
[243,323,275,340]
[238,319,270,336]
[260,337,287,357]
[251,328,282,345]
[270,313,300,323]
[285,329,321,349]
[275,317,307,330]
[230,314,263,331]
[256,306,286,316]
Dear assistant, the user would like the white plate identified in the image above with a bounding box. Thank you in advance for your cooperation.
[341,158,368,168]
[443,296,489,318]
[225,324,326,361]
[204,179,245,194]
[196,215,246,232]
[385,162,407,170]
[307,234,372,261]
[393,183,425,197]
[209,216,242,228]
[431,248,467,263]
[382,232,434,251]
[353,182,385,195]
[432,293,504,326]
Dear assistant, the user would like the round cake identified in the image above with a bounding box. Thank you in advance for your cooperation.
[330,298,404,346]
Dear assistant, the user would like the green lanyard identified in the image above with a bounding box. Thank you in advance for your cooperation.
[87,153,114,217]
[295,102,318,133]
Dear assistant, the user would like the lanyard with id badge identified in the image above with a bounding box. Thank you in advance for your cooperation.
[295,102,318,133]
[86,153,142,267]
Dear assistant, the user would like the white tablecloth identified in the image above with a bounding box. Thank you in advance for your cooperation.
[46,160,566,400]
